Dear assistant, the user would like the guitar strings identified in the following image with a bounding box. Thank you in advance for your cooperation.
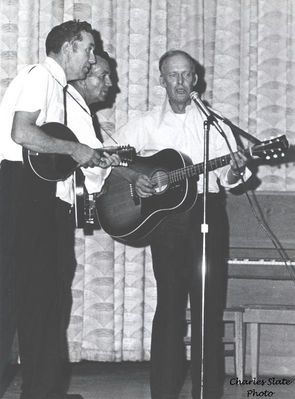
[152,154,233,187]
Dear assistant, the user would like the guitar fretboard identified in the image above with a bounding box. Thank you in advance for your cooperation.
[169,152,234,183]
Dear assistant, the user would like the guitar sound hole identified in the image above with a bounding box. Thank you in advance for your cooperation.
[151,170,169,194]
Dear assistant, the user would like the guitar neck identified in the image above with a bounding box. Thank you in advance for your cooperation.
[170,152,236,182]
[96,146,136,165]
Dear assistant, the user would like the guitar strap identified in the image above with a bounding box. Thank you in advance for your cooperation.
[51,78,80,226]
[62,86,81,228]
[63,85,68,126]
[91,112,104,143]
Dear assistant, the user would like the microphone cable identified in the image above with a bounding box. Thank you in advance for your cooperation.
[191,92,295,284]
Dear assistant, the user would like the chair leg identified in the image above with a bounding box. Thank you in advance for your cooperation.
[250,323,259,379]
[234,311,244,381]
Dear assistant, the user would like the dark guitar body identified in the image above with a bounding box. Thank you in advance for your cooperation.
[23,122,136,182]
[23,122,78,181]
[96,149,198,244]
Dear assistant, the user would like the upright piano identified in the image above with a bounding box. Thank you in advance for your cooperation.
[227,190,295,279]
[225,191,295,376]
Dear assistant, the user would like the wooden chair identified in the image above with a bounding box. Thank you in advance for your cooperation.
[243,304,295,379]
[185,307,244,380]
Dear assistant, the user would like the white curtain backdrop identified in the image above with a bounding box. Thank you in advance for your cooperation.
[0,0,294,362]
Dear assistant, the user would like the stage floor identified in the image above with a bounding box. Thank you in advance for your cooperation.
[1,361,294,399]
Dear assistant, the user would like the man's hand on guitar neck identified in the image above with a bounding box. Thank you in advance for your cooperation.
[98,152,121,168]
[228,148,248,184]
[113,167,156,197]
[71,142,101,167]
[12,111,120,170]
[71,143,121,169]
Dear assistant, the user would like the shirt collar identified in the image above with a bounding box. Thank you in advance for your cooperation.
[42,56,67,86]
[67,84,90,111]
[158,95,195,126]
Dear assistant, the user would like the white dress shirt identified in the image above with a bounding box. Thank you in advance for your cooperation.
[0,58,66,162]
[113,97,251,193]
[0,57,110,204]
[66,84,111,195]
[0,57,74,203]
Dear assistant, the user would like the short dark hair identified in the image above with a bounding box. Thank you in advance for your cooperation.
[45,20,93,55]
[159,49,196,74]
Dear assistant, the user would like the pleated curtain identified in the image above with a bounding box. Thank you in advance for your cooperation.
[0,0,294,362]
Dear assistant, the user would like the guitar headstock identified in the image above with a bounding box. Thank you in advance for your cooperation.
[250,135,289,160]
[99,145,137,166]
[117,145,137,166]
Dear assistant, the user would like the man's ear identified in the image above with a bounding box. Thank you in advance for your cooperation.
[71,40,79,52]
[61,40,77,56]
[159,75,166,88]
[193,74,198,87]
[61,41,71,55]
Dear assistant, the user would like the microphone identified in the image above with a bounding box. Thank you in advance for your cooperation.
[190,91,225,135]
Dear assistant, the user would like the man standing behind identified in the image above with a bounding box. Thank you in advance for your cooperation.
[0,21,118,399]
[112,50,251,399]
[67,53,115,197]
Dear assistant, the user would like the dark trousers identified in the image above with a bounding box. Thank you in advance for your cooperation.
[2,161,76,399]
[149,194,228,399]
[0,161,22,385]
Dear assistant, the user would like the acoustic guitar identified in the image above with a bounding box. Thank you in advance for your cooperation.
[23,122,136,181]
[96,135,289,244]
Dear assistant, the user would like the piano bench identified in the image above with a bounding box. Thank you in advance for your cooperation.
[185,307,245,380]
[243,304,295,379]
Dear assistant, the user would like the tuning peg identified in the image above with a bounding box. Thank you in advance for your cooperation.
[119,161,129,167]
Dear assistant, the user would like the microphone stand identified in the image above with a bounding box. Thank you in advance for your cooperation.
[190,92,243,399]
[199,115,211,399]
[200,113,225,399]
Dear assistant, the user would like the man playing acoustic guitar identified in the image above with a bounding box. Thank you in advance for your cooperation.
[0,21,119,399]
[111,50,251,399]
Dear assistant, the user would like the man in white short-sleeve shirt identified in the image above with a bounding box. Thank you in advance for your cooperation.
[0,21,119,399]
